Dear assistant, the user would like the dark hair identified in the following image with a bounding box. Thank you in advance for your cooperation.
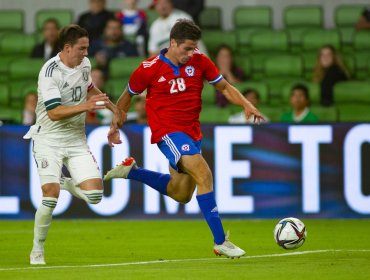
[170,19,201,44]
[242,88,260,100]
[291,84,309,100]
[42,18,60,30]
[58,24,89,50]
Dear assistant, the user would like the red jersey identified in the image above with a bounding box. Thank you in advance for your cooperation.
[128,48,222,143]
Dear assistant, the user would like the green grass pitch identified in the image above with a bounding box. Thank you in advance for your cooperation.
[0,219,369,280]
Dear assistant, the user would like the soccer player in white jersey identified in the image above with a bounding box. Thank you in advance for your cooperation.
[24,24,120,265]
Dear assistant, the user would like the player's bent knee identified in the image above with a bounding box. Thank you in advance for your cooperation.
[82,189,103,204]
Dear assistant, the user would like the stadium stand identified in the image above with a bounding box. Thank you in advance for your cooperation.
[198,6,222,30]
[283,5,323,53]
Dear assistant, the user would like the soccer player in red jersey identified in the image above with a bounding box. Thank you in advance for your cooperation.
[104,19,264,258]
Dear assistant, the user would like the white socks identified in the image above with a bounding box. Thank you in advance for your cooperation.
[32,197,57,252]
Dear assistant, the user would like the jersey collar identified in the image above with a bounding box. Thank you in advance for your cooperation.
[159,48,182,76]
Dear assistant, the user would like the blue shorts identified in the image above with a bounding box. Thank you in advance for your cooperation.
[157,132,201,172]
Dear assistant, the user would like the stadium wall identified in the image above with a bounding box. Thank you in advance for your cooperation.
[1,124,370,219]
[0,0,369,32]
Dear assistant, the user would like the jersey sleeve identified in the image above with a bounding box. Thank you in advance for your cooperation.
[38,69,62,111]
[127,63,150,96]
[201,55,223,85]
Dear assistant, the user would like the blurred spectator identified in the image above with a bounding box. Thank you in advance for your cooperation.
[214,44,246,107]
[172,0,204,25]
[31,18,60,61]
[86,68,113,125]
[313,45,349,107]
[148,0,207,56]
[228,89,269,124]
[281,84,318,123]
[356,6,370,30]
[89,18,138,74]
[116,0,148,56]
[23,92,38,125]
[77,0,115,43]
[126,93,148,124]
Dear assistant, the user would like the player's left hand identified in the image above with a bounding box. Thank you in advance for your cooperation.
[107,127,122,147]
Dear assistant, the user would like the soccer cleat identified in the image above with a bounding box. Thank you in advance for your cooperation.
[30,250,46,265]
[213,231,246,259]
[103,157,137,181]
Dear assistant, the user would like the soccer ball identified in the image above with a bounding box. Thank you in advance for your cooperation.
[273,217,307,250]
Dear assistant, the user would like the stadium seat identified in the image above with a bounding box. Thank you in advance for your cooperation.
[284,6,323,28]
[283,6,323,52]
[109,57,145,79]
[234,55,252,78]
[200,105,230,123]
[261,55,303,99]
[335,5,364,48]
[202,31,236,58]
[106,78,129,103]
[352,32,370,79]
[0,84,10,106]
[9,81,37,109]
[8,58,44,80]
[0,10,24,32]
[310,106,338,122]
[263,55,302,77]
[338,104,370,122]
[258,106,284,122]
[0,33,36,55]
[334,81,370,103]
[233,81,269,104]
[281,80,320,104]
[199,7,222,30]
[233,6,272,29]
[301,29,341,51]
[0,107,22,124]
[35,9,73,30]
[0,56,17,82]
[235,28,269,54]
[248,31,289,76]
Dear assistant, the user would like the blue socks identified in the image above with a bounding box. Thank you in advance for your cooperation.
[127,167,170,195]
[197,192,225,245]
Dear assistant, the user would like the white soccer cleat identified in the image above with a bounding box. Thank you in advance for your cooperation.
[213,231,246,259]
[104,157,137,181]
[30,250,46,265]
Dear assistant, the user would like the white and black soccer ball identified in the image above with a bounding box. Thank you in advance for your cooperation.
[273,217,307,250]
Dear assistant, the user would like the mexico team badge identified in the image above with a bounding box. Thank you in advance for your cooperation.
[185,66,195,76]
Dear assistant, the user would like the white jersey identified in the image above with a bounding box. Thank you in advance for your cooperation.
[25,53,93,146]
[148,9,208,55]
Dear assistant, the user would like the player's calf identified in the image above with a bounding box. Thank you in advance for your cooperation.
[81,189,103,204]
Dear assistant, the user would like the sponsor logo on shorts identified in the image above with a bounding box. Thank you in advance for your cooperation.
[181,144,190,151]
[185,66,195,76]
[41,158,48,168]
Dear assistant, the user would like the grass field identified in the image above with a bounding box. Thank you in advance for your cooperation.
[0,219,369,280]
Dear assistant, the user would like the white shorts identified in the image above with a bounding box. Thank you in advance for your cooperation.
[32,139,101,186]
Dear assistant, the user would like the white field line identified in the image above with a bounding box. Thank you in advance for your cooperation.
[1,249,370,272]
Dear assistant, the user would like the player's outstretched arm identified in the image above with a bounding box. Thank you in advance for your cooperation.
[107,88,133,147]
[47,93,109,121]
[213,79,265,124]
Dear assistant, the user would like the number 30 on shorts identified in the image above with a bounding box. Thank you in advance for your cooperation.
[169,78,186,94]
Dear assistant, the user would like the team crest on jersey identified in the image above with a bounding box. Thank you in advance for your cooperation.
[185,66,195,76]
[82,70,89,81]
[41,158,48,169]
[181,144,190,151]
